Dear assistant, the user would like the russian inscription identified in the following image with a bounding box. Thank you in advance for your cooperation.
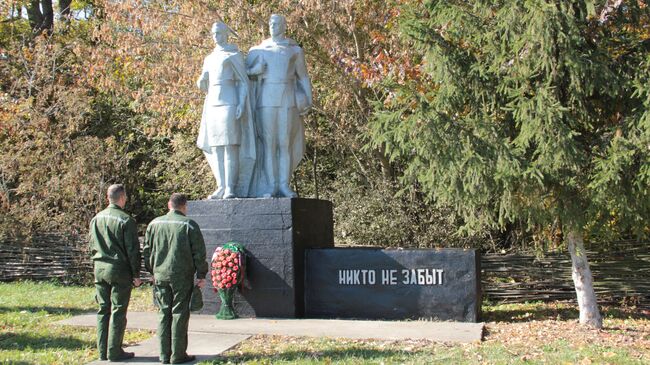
[338,269,444,285]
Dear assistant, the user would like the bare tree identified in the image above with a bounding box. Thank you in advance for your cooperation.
[26,0,74,34]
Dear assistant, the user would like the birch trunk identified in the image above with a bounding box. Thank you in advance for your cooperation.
[566,229,603,329]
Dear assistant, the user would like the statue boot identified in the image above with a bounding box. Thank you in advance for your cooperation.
[208,187,224,200]
[260,168,277,198]
[278,184,296,198]
[260,184,277,199]
[206,147,227,199]
[223,146,238,199]
[277,157,297,198]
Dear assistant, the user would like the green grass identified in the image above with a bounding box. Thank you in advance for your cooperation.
[0,281,154,364]
[0,281,648,364]
[206,301,649,365]
[204,336,647,365]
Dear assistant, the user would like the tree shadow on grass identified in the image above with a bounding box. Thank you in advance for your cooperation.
[483,305,580,323]
[483,303,649,323]
[0,306,92,316]
[0,332,93,351]
[208,348,420,364]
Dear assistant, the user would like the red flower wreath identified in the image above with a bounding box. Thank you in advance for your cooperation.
[210,247,244,290]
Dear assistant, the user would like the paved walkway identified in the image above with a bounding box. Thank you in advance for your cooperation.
[58,312,484,364]
[85,333,249,365]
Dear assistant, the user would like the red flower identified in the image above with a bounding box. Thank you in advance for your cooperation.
[231,273,237,278]
[216,275,221,281]
[226,283,232,288]
[227,262,233,267]
[232,266,238,271]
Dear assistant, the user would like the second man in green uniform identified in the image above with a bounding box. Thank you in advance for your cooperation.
[143,193,207,364]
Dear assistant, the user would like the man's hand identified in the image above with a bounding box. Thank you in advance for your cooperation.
[196,278,206,288]
[133,278,142,287]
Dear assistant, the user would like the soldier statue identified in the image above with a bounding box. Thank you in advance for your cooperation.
[247,14,312,198]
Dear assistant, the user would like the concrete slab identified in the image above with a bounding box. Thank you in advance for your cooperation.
[85,332,249,365]
[58,312,484,343]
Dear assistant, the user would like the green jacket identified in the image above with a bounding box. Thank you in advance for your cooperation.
[89,203,141,284]
[143,210,208,283]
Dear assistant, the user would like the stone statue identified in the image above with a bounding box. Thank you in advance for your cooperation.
[197,21,256,199]
[247,14,312,198]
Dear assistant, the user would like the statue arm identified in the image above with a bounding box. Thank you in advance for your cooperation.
[246,52,265,76]
[197,58,209,92]
[231,54,249,118]
[295,49,313,112]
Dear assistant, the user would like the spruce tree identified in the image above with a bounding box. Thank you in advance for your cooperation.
[370,1,650,328]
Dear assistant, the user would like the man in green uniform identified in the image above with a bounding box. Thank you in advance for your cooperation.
[89,184,142,361]
[143,193,207,364]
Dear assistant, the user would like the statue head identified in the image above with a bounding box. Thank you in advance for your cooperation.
[269,14,286,39]
[211,21,230,45]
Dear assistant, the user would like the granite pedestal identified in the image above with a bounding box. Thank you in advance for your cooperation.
[187,198,334,318]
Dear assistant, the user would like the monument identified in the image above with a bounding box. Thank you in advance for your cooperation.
[191,16,332,318]
[191,16,480,322]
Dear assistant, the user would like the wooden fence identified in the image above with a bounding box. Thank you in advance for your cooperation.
[0,234,92,282]
[0,233,149,282]
[482,241,650,307]
[1,234,648,307]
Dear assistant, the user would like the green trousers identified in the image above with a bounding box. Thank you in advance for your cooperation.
[95,280,132,360]
[153,280,192,363]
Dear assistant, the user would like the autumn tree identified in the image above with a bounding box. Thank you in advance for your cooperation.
[370,0,650,328]
[75,0,481,246]
[1,0,498,249]
[0,1,171,236]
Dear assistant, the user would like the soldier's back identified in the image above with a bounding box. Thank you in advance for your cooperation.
[145,211,200,283]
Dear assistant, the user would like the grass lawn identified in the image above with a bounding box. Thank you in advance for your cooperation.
[210,302,649,365]
[0,281,648,364]
[0,281,154,364]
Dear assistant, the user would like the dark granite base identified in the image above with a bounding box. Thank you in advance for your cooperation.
[187,198,334,318]
[304,248,481,322]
